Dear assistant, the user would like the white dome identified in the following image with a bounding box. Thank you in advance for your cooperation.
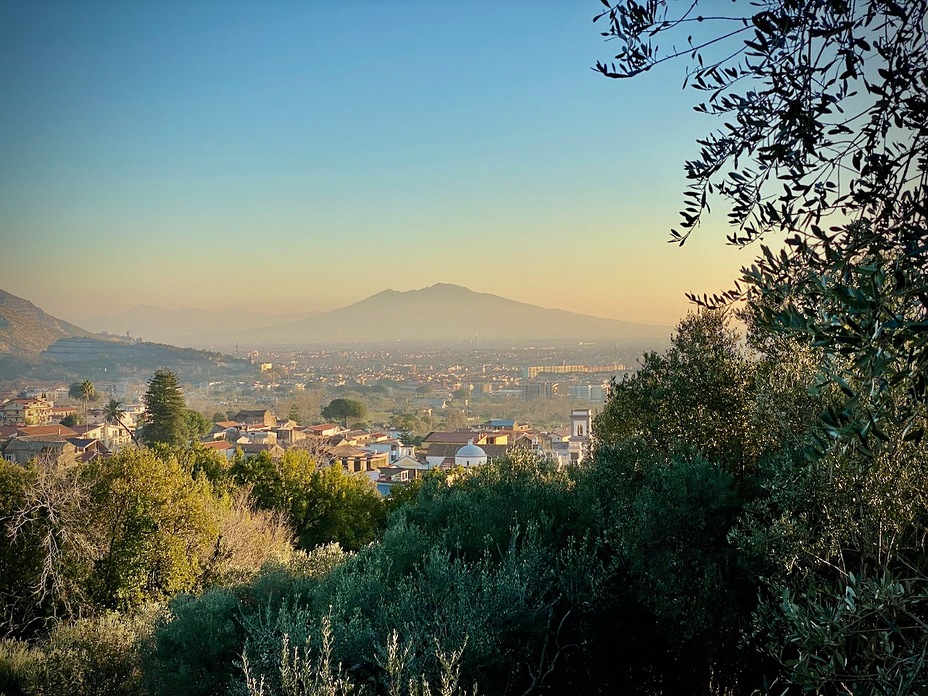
[456,442,486,458]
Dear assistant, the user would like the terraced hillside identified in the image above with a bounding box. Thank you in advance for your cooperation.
[0,289,93,355]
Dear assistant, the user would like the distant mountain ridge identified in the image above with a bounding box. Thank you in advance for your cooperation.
[0,289,93,355]
[225,283,671,347]
[78,305,319,343]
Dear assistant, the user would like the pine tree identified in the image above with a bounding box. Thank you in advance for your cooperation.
[140,370,187,447]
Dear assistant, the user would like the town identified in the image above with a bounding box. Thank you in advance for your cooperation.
[0,345,618,495]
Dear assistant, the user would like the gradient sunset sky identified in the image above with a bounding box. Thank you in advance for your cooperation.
[1,1,751,327]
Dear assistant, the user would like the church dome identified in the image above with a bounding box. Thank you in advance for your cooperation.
[456,442,486,458]
[455,439,488,467]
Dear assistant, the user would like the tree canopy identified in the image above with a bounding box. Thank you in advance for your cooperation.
[321,398,366,427]
[595,2,928,691]
[595,0,928,447]
[140,370,188,447]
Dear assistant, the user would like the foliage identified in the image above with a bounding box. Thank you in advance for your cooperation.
[27,610,154,696]
[594,0,926,256]
[0,638,41,696]
[595,0,928,438]
[103,398,139,447]
[184,409,214,442]
[595,2,928,691]
[595,309,755,479]
[584,443,756,691]
[200,489,296,587]
[231,451,385,553]
[148,546,346,696]
[84,448,219,609]
[0,457,97,635]
[321,399,366,428]
[0,444,300,638]
[69,380,97,422]
[59,413,82,427]
[148,588,243,696]
[294,464,385,552]
[140,369,188,447]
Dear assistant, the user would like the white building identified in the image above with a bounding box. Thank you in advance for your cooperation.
[455,440,488,468]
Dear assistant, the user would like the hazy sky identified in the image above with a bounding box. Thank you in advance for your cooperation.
[1,1,750,326]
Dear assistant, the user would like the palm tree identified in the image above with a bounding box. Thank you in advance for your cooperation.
[69,380,97,423]
[103,398,139,447]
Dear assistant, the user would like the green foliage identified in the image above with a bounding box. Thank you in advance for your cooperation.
[140,369,188,447]
[0,457,97,634]
[0,638,42,696]
[148,546,346,696]
[231,449,317,515]
[27,610,153,696]
[294,464,385,552]
[103,398,139,447]
[184,409,213,442]
[594,4,928,690]
[320,399,366,427]
[0,461,47,636]
[587,443,752,687]
[232,451,385,553]
[85,448,219,608]
[0,443,302,639]
[59,413,82,427]
[595,309,755,478]
[148,589,243,696]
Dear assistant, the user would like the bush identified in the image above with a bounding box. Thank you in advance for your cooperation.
[29,610,156,696]
[0,638,42,696]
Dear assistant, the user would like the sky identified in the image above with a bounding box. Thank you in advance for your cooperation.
[0,0,752,327]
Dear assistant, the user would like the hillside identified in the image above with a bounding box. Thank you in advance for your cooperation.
[226,284,671,347]
[0,289,93,355]
[0,289,255,382]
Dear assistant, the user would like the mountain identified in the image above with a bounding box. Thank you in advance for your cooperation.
[0,289,93,356]
[227,284,671,347]
[78,305,318,344]
[0,289,254,382]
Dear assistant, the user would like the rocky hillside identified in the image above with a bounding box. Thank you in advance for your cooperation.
[0,289,93,355]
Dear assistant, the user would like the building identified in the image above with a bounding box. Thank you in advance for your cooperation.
[1,399,53,426]
[454,440,488,467]
[567,409,593,464]
[230,409,276,429]
[2,436,78,466]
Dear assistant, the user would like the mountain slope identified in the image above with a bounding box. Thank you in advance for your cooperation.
[0,289,93,355]
[231,284,670,346]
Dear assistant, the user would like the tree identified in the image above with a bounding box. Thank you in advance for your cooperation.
[594,0,928,443]
[321,398,366,428]
[83,448,217,608]
[594,2,928,691]
[294,464,385,551]
[102,399,139,447]
[594,309,755,480]
[60,413,83,427]
[183,409,213,442]
[140,370,188,447]
[69,380,96,423]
